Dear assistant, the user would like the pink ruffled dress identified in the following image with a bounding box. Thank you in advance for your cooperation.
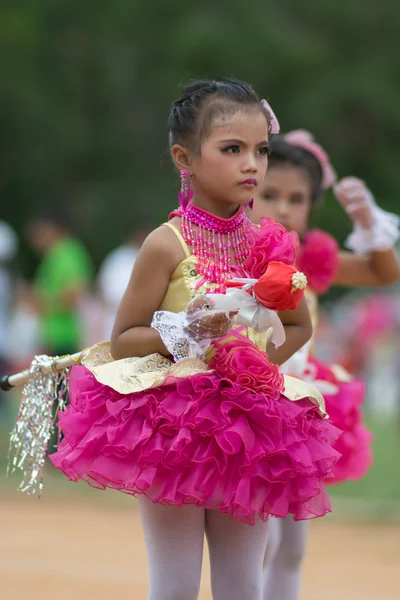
[285,228,373,484]
[50,219,341,524]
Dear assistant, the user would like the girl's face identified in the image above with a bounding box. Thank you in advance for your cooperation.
[189,110,270,216]
[252,165,313,236]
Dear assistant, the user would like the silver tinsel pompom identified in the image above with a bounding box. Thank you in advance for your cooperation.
[7,355,69,497]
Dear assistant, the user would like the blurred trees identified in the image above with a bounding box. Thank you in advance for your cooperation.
[1,0,399,273]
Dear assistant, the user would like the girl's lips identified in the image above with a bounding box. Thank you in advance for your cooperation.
[239,178,257,187]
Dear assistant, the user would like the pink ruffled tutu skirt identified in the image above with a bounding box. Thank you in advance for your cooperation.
[309,357,373,484]
[51,344,341,525]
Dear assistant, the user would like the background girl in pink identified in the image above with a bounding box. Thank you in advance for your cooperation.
[252,129,400,600]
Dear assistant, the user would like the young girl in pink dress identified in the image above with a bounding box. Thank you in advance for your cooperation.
[251,129,400,600]
[50,81,341,600]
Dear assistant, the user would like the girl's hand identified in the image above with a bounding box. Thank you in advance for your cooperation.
[184,295,237,340]
[332,177,400,287]
[334,177,375,228]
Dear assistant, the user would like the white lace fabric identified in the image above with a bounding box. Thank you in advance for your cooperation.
[345,205,400,254]
[152,311,207,362]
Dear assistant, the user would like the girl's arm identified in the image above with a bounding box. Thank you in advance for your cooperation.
[333,177,400,287]
[335,249,400,287]
[110,227,180,360]
[267,297,312,366]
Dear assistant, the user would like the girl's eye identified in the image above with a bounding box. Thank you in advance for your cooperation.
[222,145,240,154]
[290,195,306,205]
[257,146,270,156]
[262,193,276,201]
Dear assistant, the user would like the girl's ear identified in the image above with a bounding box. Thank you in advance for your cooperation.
[171,144,192,173]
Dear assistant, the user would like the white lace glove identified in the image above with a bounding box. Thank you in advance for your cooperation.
[151,295,236,362]
[334,177,400,254]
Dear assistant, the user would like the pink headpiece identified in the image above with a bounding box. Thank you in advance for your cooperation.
[284,129,337,189]
[261,99,280,135]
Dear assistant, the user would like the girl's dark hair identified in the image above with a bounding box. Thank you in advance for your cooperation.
[268,137,324,205]
[168,77,269,152]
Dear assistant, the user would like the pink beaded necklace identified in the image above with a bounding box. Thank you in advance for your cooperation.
[174,203,252,292]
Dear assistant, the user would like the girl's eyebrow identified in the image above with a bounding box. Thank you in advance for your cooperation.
[219,138,244,145]
[219,138,269,146]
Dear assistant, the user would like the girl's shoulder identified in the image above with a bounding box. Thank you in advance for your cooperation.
[133,223,186,277]
[297,229,339,295]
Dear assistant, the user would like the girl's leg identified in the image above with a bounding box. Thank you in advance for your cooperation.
[205,510,268,600]
[138,497,205,600]
[263,516,282,567]
[263,516,309,600]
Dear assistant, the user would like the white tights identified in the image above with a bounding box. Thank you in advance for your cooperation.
[263,517,309,600]
[138,497,269,600]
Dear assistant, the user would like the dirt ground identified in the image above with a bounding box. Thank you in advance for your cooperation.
[1,493,399,600]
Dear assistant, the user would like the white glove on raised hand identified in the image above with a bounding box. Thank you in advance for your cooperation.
[152,295,236,362]
[334,176,399,254]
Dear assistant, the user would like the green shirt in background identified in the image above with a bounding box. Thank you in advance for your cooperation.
[35,237,93,353]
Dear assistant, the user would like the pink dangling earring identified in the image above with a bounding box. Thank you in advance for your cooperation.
[246,199,254,210]
[178,169,194,211]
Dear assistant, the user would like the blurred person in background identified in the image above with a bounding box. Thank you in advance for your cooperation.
[26,208,93,453]
[252,130,400,600]
[97,225,152,340]
[26,208,93,357]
